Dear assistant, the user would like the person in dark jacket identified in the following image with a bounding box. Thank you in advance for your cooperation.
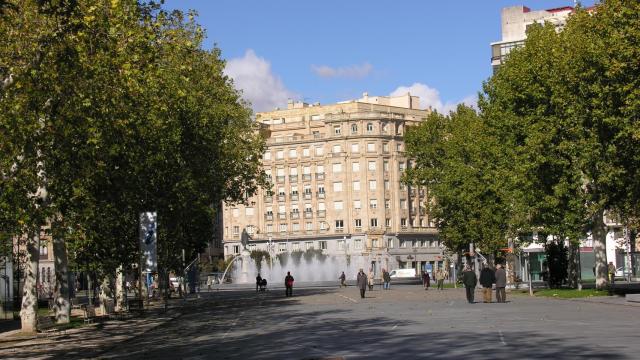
[256,274,262,293]
[495,264,507,303]
[284,272,294,297]
[462,265,477,303]
[479,264,496,303]
[382,269,391,290]
[356,268,367,298]
[339,271,346,288]
[422,271,431,290]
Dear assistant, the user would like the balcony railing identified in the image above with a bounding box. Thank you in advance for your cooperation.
[278,212,287,220]
[277,194,286,202]
[290,193,299,201]
[317,192,326,199]
[317,210,326,218]
[265,213,274,221]
[289,175,298,183]
[290,212,300,220]
[303,192,312,200]
[264,195,273,203]
[304,211,313,219]
[315,173,325,180]
[276,176,285,183]
[302,174,312,181]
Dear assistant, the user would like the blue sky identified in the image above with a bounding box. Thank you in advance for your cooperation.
[163,0,597,113]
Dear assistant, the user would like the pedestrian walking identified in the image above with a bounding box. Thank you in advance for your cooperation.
[357,268,367,299]
[435,267,446,290]
[608,261,616,294]
[284,271,294,297]
[462,265,477,304]
[368,269,375,291]
[479,264,496,303]
[339,271,347,288]
[422,271,431,290]
[256,273,262,293]
[382,269,391,290]
[495,264,507,303]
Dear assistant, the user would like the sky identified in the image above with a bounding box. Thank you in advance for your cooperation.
[163,0,597,113]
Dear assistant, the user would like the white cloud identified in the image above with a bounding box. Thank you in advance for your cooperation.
[311,62,373,79]
[390,82,477,114]
[224,49,297,112]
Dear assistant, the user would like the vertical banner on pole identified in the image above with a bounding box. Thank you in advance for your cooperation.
[140,212,158,273]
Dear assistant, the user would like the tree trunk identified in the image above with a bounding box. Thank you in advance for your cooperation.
[99,275,112,316]
[115,265,125,312]
[20,231,40,333]
[567,241,579,289]
[52,228,70,324]
[630,229,637,277]
[592,208,608,290]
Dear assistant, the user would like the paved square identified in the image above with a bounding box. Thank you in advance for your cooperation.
[2,285,639,359]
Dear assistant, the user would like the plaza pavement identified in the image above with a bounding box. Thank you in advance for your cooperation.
[1,284,639,359]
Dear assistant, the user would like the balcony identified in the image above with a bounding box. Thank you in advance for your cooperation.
[317,191,326,199]
[264,195,273,203]
[290,193,299,201]
[264,213,274,221]
[302,174,312,181]
[278,212,287,220]
[290,212,300,220]
[315,173,325,180]
[304,211,313,219]
[317,210,326,218]
[289,175,298,183]
[276,176,285,183]
[335,228,344,233]
[303,192,312,200]
[277,194,286,202]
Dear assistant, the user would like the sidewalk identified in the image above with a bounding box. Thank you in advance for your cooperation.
[0,296,200,359]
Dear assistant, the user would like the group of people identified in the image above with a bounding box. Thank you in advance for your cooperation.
[255,271,295,296]
[462,263,507,304]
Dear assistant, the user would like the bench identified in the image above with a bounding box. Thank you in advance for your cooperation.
[127,299,145,315]
[83,304,97,324]
[37,316,65,337]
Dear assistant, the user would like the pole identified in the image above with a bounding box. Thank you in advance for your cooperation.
[527,253,533,296]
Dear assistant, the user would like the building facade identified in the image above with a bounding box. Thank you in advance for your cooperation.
[222,93,448,278]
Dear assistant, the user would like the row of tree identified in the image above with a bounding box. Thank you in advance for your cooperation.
[404,0,640,289]
[1,1,266,331]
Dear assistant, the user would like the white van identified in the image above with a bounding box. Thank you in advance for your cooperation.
[389,269,417,278]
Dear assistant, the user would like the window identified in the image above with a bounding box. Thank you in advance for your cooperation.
[355,219,362,228]
[279,224,287,232]
[335,220,344,230]
[245,207,254,216]
[368,161,376,171]
[303,166,311,175]
[384,180,390,190]
[372,238,379,247]
[292,242,300,251]
[233,226,240,235]
[387,238,394,248]
[367,143,375,152]
[317,165,325,174]
[382,123,388,133]
[369,180,377,190]
[384,199,391,209]
[248,244,256,251]
[333,182,343,192]
[338,240,345,250]
[246,225,255,234]
[401,218,407,227]
[278,243,287,252]
[311,114,321,121]
[277,168,285,176]
[383,160,389,172]
[315,146,324,156]
[306,222,313,231]
[302,148,310,157]
[292,223,300,232]
[366,123,373,132]
[319,241,327,250]
[320,221,327,230]
[277,150,284,159]
[397,143,403,151]
[334,125,341,135]
[332,163,342,173]
[352,162,360,172]
[351,124,358,133]
[40,246,48,256]
[400,199,407,209]
[351,143,359,153]
[305,241,314,250]
[289,148,297,158]
[334,201,343,210]
[353,181,360,191]
[354,200,361,209]
[233,245,240,254]
[318,185,325,194]
[264,152,271,160]
[385,218,391,228]
[354,239,362,249]
[369,199,378,208]
[318,202,326,211]
[232,208,239,217]
[413,240,420,248]
[399,162,406,172]
[305,203,312,212]
[383,143,389,153]
[332,144,342,153]
[278,187,285,196]
[400,240,407,248]
[370,218,378,228]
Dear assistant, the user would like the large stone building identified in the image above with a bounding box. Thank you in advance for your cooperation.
[222,93,449,279]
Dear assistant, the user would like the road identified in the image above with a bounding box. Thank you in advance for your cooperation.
[2,285,639,359]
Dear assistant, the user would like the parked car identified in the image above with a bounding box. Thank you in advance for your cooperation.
[389,269,417,279]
